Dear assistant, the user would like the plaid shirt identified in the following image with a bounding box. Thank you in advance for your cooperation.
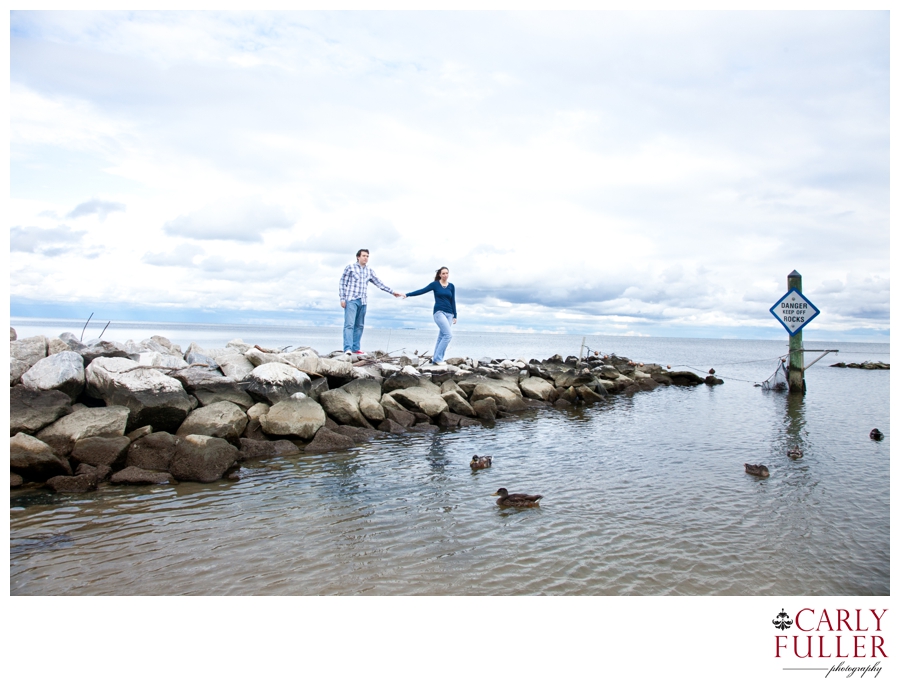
[339,262,394,304]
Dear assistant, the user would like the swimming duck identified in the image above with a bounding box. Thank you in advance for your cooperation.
[744,464,770,477]
[787,447,803,459]
[492,488,543,507]
[870,428,884,441]
[470,455,492,470]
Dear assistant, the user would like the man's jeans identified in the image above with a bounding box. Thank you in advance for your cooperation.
[343,299,366,352]
[433,310,454,363]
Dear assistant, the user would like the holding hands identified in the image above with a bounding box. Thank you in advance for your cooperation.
[393,292,407,299]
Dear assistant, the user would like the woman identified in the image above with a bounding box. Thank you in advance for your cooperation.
[405,267,457,365]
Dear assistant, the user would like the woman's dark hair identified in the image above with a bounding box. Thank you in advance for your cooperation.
[434,266,449,281]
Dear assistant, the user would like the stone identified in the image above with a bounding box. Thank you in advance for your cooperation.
[47,472,99,493]
[259,397,326,439]
[71,436,131,468]
[10,327,16,341]
[558,386,578,403]
[245,363,312,404]
[21,351,85,399]
[280,350,319,375]
[150,335,182,355]
[238,438,301,460]
[315,357,354,378]
[577,385,608,403]
[303,427,356,454]
[318,387,371,428]
[130,351,188,369]
[176,401,248,442]
[110,466,175,485]
[47,338,69,355]
[377,418,408,434]
[340,378,384,422]
[226,339,251,354]
[441,391,476,417]
[85,357,192,433]
[11,335,48,369]
[169,366,231,393]
[704,376,724,386]
[388,387,449,417]
[80,339,134,363]
[383,406,416,427]
[126,431,179,471]
[169,434,239,482]
[411,411,432,424]
[184,351,220,369]
[437,411,463,428]
[440,379,464,395]
[10,386,73,436]
[59,332,86,352]
[214,352,256,381]
[242,418,268,441]
[246,402,270,420]
[380,393,406,413]
[519,376,556,402]
[244,347,282,367]
[10,433,72,481]
[10,357,31,386]
[127,425,153,440]
[193,388,255,409]
[333,425,375,442]
[469,383,526,412]
[11,472,24,488]
[407,423,439,433]
[382,372,421,394]
[471,397,498,422]
[457,417,482,428]
[36,406,130,456]
[553,398,573,409]
[667,370,705,386]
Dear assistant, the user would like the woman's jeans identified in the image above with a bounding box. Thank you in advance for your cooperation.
[433,310,454,363]
[343,299,366,352]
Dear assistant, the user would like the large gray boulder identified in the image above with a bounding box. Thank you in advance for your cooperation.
[176,401,248,442]
[259,397,326,439]
[340,378,385,423]
[10,326,16,341]
[382,372,420,394]
[315,357,353,378]
[441,391,476,417]
[80,339,134,363]
[10,433,72,481]
[10,386,72,436]
[469,381,526,412]
[519,376,557,402]
[110,466,175,485]
[130,351,188,369]
[169,434,238,483]
[238,438,301,460]
[280,350,319,375]
[10,358,31,386]
[214,352,255,381]
[21,351,85,399]
[244,347,281,367]
[245,363,312,404]
[126,431,179,471]
[85,357,192,432]
[36,406,130,456]
[388,387,449,417]
[303,427,356,454]
[11,335,48,369]
[318,388,371,427]
[70,436,131,468]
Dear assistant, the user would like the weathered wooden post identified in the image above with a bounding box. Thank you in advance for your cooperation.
[787,270,805,394]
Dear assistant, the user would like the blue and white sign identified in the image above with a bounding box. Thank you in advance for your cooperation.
[770,288,820,336]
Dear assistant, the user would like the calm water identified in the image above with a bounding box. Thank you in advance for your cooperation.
[9,320,890,595]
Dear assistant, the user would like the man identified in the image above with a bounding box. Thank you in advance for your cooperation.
[339,249,404,354]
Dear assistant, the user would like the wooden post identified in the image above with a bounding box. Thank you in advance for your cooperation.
[787,270,805,394]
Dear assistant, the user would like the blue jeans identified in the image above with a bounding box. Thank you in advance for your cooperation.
[343,299,366,352]
[433,310,454,363]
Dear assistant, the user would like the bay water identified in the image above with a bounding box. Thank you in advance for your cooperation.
[9,320,890,595]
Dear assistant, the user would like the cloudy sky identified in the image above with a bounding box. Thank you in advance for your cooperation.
[9,11,889,340]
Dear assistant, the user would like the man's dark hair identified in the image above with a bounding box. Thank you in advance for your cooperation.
[356,249,369,258]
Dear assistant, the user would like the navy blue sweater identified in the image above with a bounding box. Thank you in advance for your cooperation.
[406,281,457,317]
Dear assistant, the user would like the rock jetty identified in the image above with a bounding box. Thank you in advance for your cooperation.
[830,361,889,370]
[9,327,714,493]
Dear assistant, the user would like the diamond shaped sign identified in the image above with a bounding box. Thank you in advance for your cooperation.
[770,288,820,336]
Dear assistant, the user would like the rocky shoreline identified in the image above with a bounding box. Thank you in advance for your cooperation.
[10,326,717,494]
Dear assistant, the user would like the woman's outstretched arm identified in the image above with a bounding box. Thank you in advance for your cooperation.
[406,282,437,298]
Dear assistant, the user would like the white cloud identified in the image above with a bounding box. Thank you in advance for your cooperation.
[162,198,295,242]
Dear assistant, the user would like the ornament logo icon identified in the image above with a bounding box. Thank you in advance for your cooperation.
[772,609,793,631]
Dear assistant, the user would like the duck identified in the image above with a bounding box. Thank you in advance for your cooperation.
[870,428,884,441]
[787,447,803,459]
[470,455,492,470]
[744,464,770,477]
[492,488,543,507]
